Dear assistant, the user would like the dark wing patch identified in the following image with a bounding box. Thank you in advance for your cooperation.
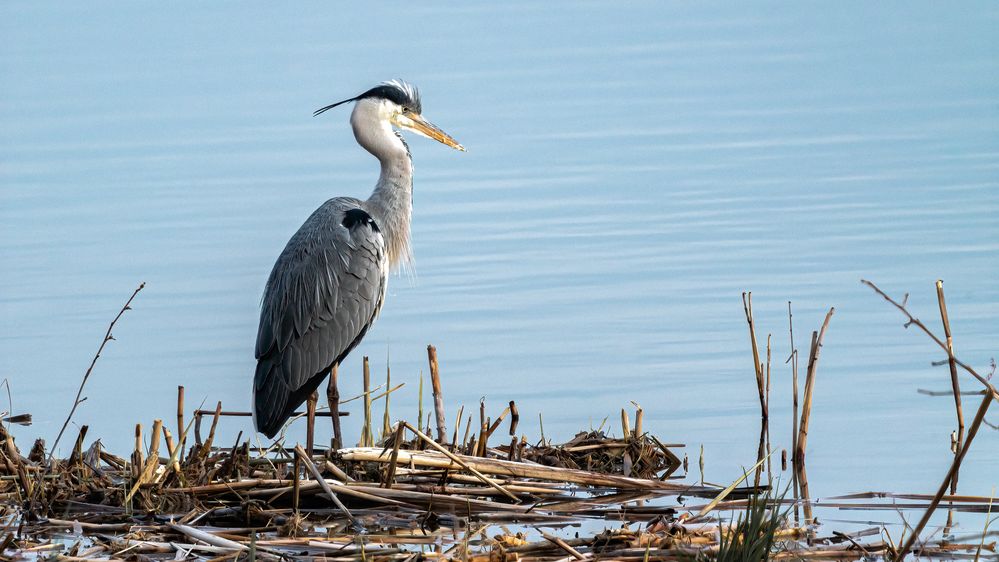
[253,199,387,438]
[341,208,379,232]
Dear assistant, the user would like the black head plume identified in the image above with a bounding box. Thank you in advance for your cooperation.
[314,79,422,117]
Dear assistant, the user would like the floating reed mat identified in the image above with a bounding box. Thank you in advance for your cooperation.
[3,411,996,561]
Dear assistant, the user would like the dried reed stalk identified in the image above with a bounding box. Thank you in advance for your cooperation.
[509,401,519,435]
[306,390,318,456]
[176,385,185,463]
[795,307,834,522]
[382,361,392,440]
[936,279,964,496]
[383,423,404,489]
[328,365,342,450]
[200,402,222,458]
[742,292,768,421]
[362,356,372,447]
[787,302,801,522]
[428,345,447,443]
[895,392,993,561]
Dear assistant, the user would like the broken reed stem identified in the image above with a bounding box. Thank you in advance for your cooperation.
[292,454,300,518]
[328,365,342,451]
[936,280,965,453]
[306,391,318,456]
[131,424,143,481]
[862,279,998,399]
[765,333,772,480]
[176,386,185,463]
[417,371,424,437]
[477,409,489,457]
[895,392,993,562]
[382,361,392,441]
[796,307,834,523]
[383,423,404,489]
[142,419,162,482]
[428,345,447,443]
[362,357,372,447]
[461,415,473,452]
[201,402,222,458]
[451,405,465,452]
[509,401,519,435]
[163,428,180,476]
[37,282,144,509]
[788,302,801,521]
[69,426,88,467]
[633,403,644,438]
[742,292,768,421]
[796,308,834,463]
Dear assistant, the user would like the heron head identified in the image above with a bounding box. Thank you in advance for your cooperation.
[314,80,465,152]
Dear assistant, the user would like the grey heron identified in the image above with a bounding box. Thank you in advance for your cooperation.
[253,80,464,438]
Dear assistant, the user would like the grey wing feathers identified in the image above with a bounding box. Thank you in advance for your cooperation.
[254,198,387,437]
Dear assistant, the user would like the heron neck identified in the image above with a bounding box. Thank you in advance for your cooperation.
[366,142,413,269]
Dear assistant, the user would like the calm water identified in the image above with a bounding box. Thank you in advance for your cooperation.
[2,2,997,526]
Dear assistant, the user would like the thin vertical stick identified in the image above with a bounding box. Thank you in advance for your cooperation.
[936,280,965,493]
[509,401,519,436]
[478,417,490,457]
[417,371,425,437]
[633,402,644,438]
[742,292,768,421]
[362,357,372,447]
[765,334,772,480]
[477,400,487,456]
[451,405,465,452]
[620,409,631,439]
[176,386,185,463]
[131,424,143,481]
[895,392,992,562]
[797,329,818,511]
[788,302,801,523]
[306,391,318,456]
[292,455,301,519]
[327,365,342,451]
[382,359,392,440]
[428,345,447,443]
[461,415,473,453]
[796,307,834,522]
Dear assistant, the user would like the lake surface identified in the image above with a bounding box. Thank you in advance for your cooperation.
[2,1,997,532]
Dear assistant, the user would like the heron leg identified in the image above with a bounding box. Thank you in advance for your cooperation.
[306,391,319,456]
[327,364,342,451]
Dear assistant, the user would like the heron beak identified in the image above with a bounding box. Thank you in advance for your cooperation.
[396,113,466,152]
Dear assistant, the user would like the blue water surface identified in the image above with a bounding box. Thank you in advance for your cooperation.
[1,2,997,524]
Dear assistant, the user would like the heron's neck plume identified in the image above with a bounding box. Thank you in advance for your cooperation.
[352,100,413,269]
